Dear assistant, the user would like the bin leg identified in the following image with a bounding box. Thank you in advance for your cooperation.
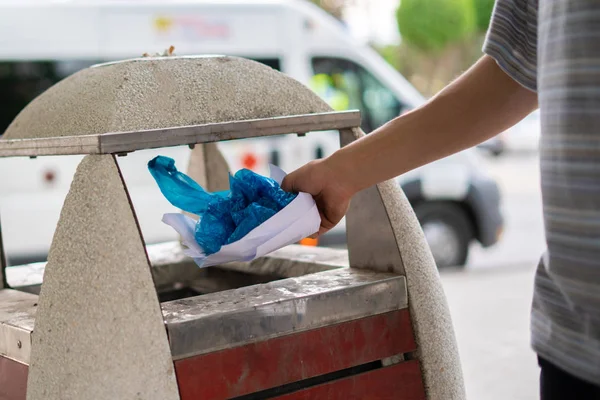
[180,143,230,225]
[26,154,180,400]
[339,128,405,274]
[186,143,230,192]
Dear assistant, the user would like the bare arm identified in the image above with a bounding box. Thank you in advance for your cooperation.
[282,55,538,235]
[328,55,538,193]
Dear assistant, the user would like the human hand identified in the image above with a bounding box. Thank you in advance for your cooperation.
[281,158,355,237]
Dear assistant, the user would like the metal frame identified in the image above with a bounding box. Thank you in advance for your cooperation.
[4,242,348,294]
[0,289,36,365]
[163,268,407,360]
[2,269,407,366]
[0,111,361,157]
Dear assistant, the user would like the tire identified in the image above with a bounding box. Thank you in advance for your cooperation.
[414,202,473,268]
[491,147,504,157]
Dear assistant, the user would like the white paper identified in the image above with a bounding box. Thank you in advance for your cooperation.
[161,165,321,268]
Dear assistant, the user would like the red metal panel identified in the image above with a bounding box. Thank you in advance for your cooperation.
[175,309,416,400]
[0,356,28,400]
[273,360,426,400]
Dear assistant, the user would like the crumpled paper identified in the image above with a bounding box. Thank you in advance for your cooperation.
[160,164,321,268]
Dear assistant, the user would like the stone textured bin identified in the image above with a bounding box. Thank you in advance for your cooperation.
[0,56,464,400]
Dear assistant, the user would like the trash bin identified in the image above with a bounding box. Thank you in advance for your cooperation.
[0,55,464,400]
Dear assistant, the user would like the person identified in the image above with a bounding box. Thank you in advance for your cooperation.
[281,0,600,398]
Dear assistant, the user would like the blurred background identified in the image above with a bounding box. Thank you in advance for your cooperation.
[0,0,542,398]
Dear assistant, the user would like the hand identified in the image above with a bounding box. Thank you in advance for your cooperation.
[281,158,355,237]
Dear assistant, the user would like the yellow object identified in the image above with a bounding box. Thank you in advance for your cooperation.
[299,237,319,247]
[309,74,349,111]
[154,16,174,33]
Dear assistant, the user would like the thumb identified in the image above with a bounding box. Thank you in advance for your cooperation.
[281,173,295,193]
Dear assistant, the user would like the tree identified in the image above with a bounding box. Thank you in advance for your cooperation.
[393,0,486,95]
[474,0,495,32]
[396,0,476,53]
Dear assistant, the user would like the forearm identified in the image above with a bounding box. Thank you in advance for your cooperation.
[328,55,538,194]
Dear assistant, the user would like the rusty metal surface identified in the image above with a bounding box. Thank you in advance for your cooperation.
[0,355,28,400]
[272,361,426,400]
[0,289,37,365]
[163,268,407,360]
[0,112,360,157]
[175,309,416,399]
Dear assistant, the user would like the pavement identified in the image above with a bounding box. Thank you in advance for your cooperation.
[440,151,543,399]
[467,151,545,270]
[442,265,539,399]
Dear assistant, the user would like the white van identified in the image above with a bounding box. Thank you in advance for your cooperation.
[0,0,503,267]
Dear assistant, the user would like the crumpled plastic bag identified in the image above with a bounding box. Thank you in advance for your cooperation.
[148,156,320,267]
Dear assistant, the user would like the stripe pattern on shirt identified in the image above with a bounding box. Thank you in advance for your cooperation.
[484,0,600,387]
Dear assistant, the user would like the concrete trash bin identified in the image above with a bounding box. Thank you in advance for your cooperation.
[0,55,464,400]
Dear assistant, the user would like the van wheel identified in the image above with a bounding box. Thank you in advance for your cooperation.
[415,202,473,268]
[490,147,504,157]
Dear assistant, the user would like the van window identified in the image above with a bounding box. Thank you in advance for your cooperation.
[311,57,406,132]
[0,61,99,135]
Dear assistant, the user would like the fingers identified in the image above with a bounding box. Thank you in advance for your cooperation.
[307,225,331,240]
[306,210,334,240]
[281,160,321,195]
[318,225,331,237]
[281,174,294,193]
[316,209,335,237]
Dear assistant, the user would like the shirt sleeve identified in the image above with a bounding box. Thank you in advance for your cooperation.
[483,0,538,92]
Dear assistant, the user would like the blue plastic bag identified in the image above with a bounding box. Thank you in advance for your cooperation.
[148,156,297,255]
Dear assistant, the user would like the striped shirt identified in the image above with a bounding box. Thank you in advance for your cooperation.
[484,0,600,386]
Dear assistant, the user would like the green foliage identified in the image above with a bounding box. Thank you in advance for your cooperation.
[396,0,477,53]
[473,0,495,32]
[309,0,347,20]
[376,44,402,71]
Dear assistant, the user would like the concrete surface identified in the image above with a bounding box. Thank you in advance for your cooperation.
[441,265,539,400]
[3,56,331,140]
[468,152,545,269]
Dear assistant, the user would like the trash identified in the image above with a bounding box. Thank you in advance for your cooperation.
[148,156,320,267]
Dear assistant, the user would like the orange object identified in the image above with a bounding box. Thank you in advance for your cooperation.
[241,153,258,170]
[299,237,318,246]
